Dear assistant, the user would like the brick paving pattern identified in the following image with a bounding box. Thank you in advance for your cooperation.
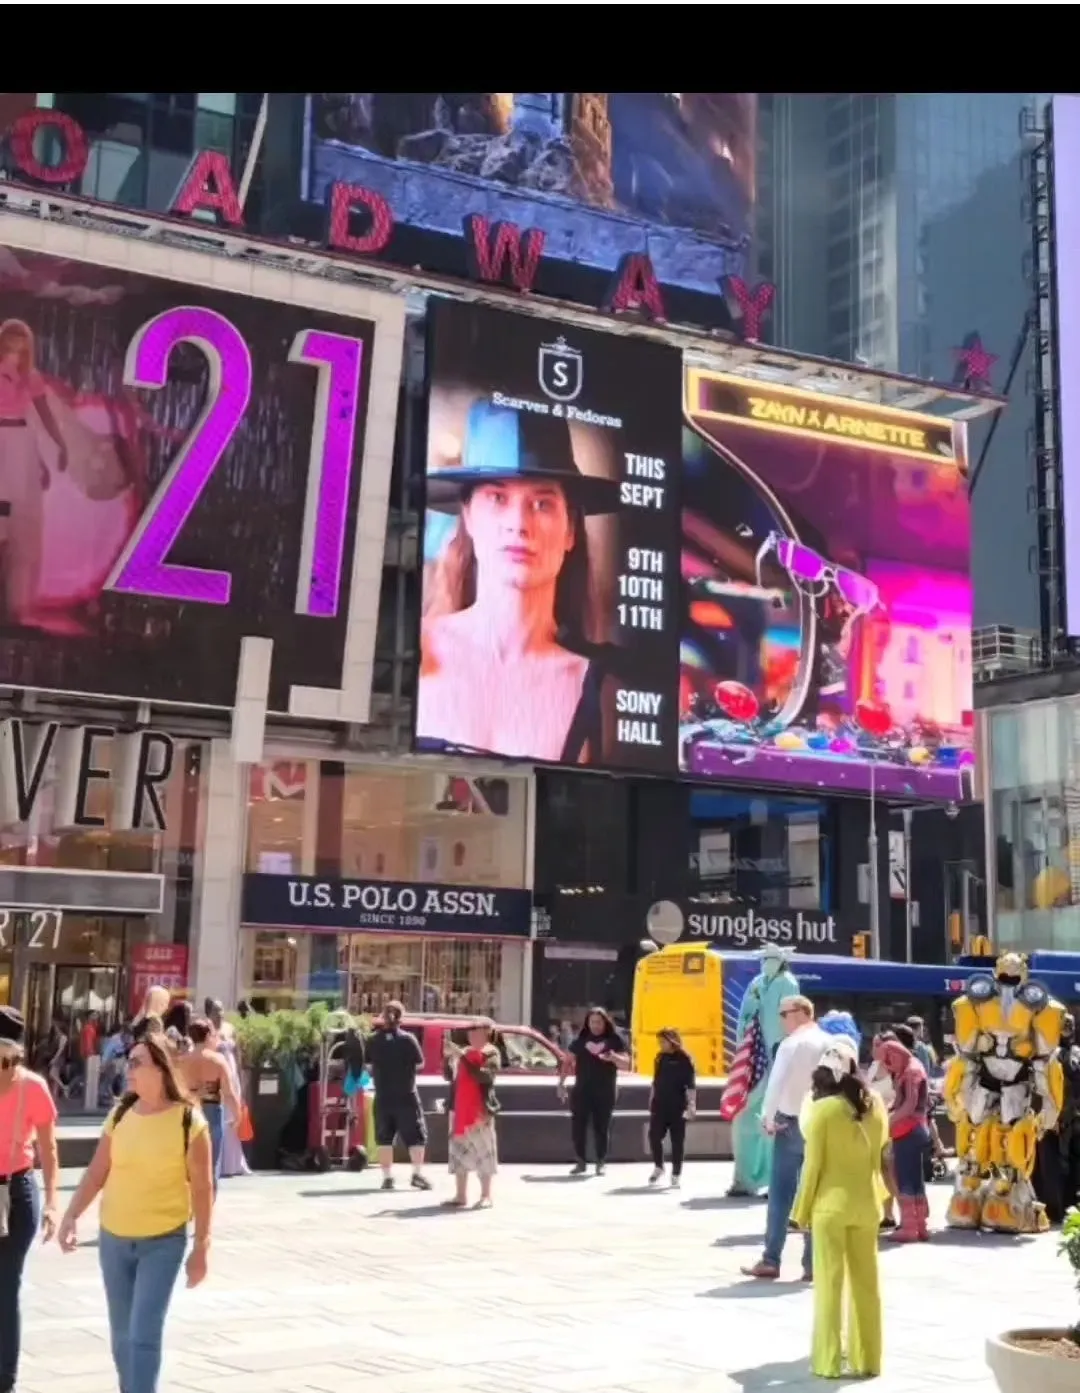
[19,1163,1059,1392]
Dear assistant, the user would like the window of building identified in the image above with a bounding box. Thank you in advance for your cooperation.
[688,790,825,909]
[337,768,527,888]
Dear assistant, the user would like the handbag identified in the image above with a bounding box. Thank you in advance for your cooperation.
[237,1104,254,1145]
[0,1074,28,1240]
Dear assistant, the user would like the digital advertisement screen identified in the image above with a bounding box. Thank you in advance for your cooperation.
[303,93,756,323]
[1053,94,1080,634]
[0,239,387,709]
[680,371,974,800]
[415,299,683,773]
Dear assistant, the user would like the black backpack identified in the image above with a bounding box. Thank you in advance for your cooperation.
[112,1095,193,1153]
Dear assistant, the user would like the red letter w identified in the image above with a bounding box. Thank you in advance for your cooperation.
[465,215,545,293]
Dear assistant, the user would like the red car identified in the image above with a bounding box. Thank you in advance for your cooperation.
[398,1014,570,1076]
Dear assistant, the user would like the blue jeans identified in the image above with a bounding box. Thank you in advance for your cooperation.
[203,1103,224,1193]
[763,1113,813,1274]
[99,1227,186,1393]
[893,1126,930,1198]
[0,1172,40,1393]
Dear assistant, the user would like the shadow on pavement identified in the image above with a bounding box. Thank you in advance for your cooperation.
[681,1194,764,1211]
[605,1184,667,1196]
[728,1357,866,1388]
[697,1278,807,1299]
[520,1174,591,1184]
[373,1202,484,1219]
[711,1232,766,1248]
[296,1188,380,1199]
[889,1229,1037,1248]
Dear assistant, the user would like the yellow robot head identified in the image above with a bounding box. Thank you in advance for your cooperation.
[994,951,1028,988]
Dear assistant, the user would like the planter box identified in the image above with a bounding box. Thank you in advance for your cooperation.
[988,1331,1080,1393]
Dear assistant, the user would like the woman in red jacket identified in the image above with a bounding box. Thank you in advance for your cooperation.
[873,1031,931,1241]
[443,1020,500,1209]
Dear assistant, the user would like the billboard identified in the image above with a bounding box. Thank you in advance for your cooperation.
[1054,95,1080,633]
[302,93,756,324]
[0,222,404,715]
[680,372,974,800]
[415,300,683,773]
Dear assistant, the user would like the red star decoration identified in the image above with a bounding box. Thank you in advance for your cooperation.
[953,335,997,392]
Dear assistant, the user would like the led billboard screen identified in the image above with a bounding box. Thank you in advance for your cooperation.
[303,93,755,324]
[415,300,683,773]
[680,372,974,800]
[0,231,402,712]
[1053,94,1080,634]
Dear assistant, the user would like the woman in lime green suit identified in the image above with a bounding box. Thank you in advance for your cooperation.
[792,1041,894,1380]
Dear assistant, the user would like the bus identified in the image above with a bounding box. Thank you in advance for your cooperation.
[630,944,1080,1079]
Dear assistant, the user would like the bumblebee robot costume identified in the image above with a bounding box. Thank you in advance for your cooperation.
[943,951,1065,1233]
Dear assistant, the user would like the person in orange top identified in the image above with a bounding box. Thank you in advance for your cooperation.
[0,1006,59,1393]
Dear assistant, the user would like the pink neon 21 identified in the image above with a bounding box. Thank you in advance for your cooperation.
[106,306,366,617]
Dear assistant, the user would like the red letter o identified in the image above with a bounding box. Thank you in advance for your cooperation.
[9,110,89,186]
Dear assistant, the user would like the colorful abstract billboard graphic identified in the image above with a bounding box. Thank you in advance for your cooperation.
[679,371,974,801]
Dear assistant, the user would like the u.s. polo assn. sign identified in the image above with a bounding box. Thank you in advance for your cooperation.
[241,874,532,937]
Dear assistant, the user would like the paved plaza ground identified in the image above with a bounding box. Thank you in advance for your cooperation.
[18,1162,1060,1393]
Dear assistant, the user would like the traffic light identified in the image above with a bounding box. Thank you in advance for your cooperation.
[852,933,869,959]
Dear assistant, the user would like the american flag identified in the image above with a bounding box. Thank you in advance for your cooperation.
[720,1017,768,1122]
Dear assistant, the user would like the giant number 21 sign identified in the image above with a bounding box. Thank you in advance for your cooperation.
[106,309,362,616]
[0,230,405,715]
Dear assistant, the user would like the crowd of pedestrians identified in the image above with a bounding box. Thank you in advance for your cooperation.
[0,983,1005,1391]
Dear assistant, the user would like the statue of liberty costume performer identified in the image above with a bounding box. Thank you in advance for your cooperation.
[726,944,801,1196]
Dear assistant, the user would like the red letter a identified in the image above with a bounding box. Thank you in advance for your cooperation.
[465,215,545,292]
[169,151,243,227]
[603,254,666,322]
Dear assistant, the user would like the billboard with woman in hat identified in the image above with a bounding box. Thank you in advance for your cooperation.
[415,303,683,773]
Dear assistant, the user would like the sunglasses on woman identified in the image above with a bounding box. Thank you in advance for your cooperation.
[0,1057,18,1071]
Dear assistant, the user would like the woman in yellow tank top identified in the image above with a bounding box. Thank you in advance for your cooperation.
[792,1040,894,1380]
[57,1028,214,1393]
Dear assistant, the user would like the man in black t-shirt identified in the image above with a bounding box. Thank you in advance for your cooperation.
[365,1001,431,1192]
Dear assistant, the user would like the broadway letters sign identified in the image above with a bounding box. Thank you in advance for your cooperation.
[241,874,532,938]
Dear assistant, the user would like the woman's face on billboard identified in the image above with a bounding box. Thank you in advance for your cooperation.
[463,479,574,591]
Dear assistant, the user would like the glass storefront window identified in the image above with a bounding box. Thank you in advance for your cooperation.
[245,761,528,888]
[241,930,502,1017]
[989,697,1080,951]
[0,737,204,1039]
[689,790,825,909]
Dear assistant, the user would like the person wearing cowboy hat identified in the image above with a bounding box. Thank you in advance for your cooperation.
[0,1006,59,1393]
[417,400,620,765]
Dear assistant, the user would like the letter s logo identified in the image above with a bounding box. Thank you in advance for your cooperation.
[553,362,569,389]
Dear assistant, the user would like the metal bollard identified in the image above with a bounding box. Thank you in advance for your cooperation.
[84,1055,101,1111]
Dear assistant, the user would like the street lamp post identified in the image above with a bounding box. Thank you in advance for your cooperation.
[902,805,914,963]
[868,758,881,959]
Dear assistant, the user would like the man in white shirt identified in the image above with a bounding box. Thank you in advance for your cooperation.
[742,995,830,1281]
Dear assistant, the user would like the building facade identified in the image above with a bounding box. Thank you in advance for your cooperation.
[0,92,994,1045]
[756,92,1044,634]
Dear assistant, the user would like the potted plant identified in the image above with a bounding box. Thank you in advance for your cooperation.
[231,1004,326,1169]
[987,1207,1080,1391]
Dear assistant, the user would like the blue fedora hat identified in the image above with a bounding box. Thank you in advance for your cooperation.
[426,399,620,515]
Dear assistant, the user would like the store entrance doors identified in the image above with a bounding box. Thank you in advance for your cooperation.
[24,964,120,1048]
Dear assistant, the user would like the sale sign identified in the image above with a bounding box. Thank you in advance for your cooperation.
[128,943,189,1018]
[0,230,403,713]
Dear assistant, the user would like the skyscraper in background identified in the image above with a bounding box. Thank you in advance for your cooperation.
[756,93,1044,631]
